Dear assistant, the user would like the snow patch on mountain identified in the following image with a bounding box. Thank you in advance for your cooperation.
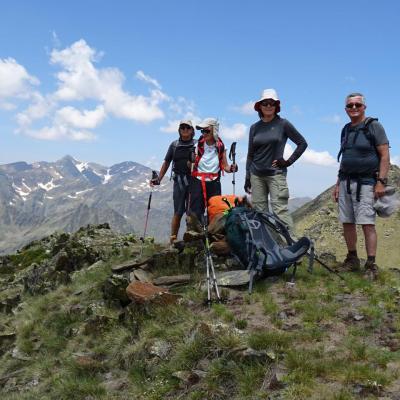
[38,179,60,191]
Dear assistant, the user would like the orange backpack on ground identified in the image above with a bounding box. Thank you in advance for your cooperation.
[208,195,242,222]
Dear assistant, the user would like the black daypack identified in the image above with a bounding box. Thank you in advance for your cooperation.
[169,139,196,181]
[225,207,312,293]
[337,117,378,163]
[337,117,379,201]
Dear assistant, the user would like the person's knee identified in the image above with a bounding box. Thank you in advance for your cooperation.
[362,224,376,234]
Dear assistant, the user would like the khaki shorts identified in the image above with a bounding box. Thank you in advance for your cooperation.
[338,180,376,225]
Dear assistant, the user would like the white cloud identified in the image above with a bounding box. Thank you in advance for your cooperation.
[233,101,254,115]
[285,143,337,167]
[136,70,161,90]
[0,58,39,99]
[16,92,54,129]
[24,125,95,141]
[392,155,400,166]
[145,155,160,170]
[220,123,248,141]
[55,105,106,129]
[321,114,343,125]
[160,119,180,133]
[6,39,172,141]
[291,105,303,116]
[0,101,16,110]
[49,40,166,123]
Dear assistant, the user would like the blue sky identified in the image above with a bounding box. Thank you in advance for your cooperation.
[1,0,399,197]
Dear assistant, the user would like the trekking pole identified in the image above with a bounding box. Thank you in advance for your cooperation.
[313,255,345,280]
[200,179,221,306]
[140,170,159,257]
[229,142,237,195]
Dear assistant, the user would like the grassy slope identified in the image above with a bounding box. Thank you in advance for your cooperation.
[293,165,400,268]
[1,247,400,399]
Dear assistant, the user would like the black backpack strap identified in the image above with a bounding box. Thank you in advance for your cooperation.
[361,117,378,150]
[337,124,350,162]
[170,139,180,180]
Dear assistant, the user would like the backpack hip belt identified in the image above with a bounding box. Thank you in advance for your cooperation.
[340,172,377,202]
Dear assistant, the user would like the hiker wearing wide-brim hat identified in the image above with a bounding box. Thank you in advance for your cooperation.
[151,120,196,243]
[245,88,308,228]
[189,118,238,223]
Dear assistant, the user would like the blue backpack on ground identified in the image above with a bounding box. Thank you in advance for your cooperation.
[224,206,312,293]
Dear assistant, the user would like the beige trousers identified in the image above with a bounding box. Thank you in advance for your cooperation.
[250,173,293,229]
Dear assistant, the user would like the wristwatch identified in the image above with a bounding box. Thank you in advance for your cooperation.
[377,177,388,185]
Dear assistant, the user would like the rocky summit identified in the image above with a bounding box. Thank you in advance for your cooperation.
[1,222,400,399]
[0,156,173,254]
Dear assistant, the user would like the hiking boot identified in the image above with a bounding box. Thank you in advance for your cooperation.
[339,254,361,272]
[364,260,379,281]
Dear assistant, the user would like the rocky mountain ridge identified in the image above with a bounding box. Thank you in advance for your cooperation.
[0,156,173,254]
[0,156,311,255]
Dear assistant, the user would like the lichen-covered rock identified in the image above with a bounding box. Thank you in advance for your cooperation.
[102,274,130,306]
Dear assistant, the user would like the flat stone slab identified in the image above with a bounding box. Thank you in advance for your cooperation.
[215,270,250,287]
[153,274,191,286]
[111,258,151,273]
[126,281,181,305]
[133,269,153,283]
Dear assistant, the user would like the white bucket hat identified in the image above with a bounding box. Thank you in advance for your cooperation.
[196,117,219,140]
[254,88,281,112]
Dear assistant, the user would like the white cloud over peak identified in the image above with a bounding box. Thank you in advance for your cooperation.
[49,40,166,123]
[220,123,248,141]
[392,155,400,166]
[8,39,170,141]
[0,58,39,99]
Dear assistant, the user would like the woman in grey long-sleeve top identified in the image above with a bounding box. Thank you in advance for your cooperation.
[245,88,307,228]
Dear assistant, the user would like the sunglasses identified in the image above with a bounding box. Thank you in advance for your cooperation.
[180,124,192,130]
[260,100,277,107]
[346,103,364,109]
[201,128,212,134]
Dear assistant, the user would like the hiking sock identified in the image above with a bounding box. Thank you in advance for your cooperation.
[367,256,376,264]
[348,250,358,258]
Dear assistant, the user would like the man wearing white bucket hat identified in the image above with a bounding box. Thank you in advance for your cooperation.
[245,88,307,228]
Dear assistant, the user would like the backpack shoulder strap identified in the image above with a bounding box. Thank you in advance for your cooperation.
[361,117,378,149]
[337,123,351,162]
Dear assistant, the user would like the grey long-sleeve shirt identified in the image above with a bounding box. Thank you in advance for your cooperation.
[246,115,308,178]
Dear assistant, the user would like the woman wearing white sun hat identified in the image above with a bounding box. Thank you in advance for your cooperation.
[245,88,308,228]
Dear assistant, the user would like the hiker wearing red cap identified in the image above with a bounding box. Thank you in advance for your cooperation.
[245,89,307,229]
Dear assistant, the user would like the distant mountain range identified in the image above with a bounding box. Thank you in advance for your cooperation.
[293,164,400,268]
[0,155,314,255]
[0,155,174,254]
